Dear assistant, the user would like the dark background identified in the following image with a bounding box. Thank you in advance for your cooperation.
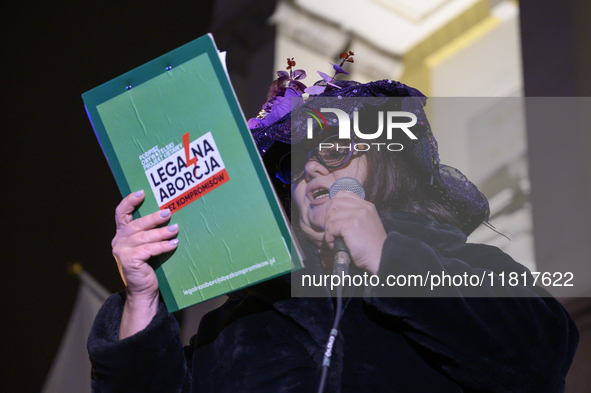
[2,1,590,392]
[2,1,277,391]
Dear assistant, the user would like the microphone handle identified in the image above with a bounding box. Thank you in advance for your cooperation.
[332,237,350,276]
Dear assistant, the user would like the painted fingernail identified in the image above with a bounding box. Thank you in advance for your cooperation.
[169,239,179,246]
[168,223,178,232]
[160,209,171,218]
[134,190,145,197]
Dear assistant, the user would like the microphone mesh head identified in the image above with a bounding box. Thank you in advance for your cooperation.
[329,177,366,200]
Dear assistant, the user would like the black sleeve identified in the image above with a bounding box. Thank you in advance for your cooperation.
[364,232,579,393]
[87,292,192,393]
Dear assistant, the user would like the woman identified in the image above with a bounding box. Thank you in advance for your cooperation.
[88,65,578,392]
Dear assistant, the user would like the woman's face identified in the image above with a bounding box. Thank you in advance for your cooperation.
[291,152,368,245]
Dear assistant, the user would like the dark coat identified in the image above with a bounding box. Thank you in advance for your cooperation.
[88,212,578,392]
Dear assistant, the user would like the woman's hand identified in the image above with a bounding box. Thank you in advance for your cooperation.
[323,191,386,275]
[112,190,179,338]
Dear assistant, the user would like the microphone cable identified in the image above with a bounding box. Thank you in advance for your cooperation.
[317,282,343,393]
[317,177,364,393]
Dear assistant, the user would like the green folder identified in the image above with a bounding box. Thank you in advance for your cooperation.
[83,34,302,312]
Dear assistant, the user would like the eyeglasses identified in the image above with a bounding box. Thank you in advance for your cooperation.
[275,134,364,184]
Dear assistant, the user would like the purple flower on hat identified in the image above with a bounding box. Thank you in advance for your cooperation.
[248,58,309,128]
[291,69,306,80]
[317,71,342,88]
[305,85,327,95]
[330,62,349,75]
[276,70,289,79]
[247,117,261,128]
[259,88,303,127]
[305,51,355,96]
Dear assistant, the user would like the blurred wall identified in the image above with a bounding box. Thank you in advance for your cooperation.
[520,0,591,391]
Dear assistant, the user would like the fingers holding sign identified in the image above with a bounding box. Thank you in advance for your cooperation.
[112,190,179,299]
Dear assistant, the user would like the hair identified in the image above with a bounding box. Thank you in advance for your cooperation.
[349,104,463,229]
[363,145,462,228]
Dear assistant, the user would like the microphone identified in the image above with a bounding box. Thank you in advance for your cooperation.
[317,177,366,393]
[328,177,365,278]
